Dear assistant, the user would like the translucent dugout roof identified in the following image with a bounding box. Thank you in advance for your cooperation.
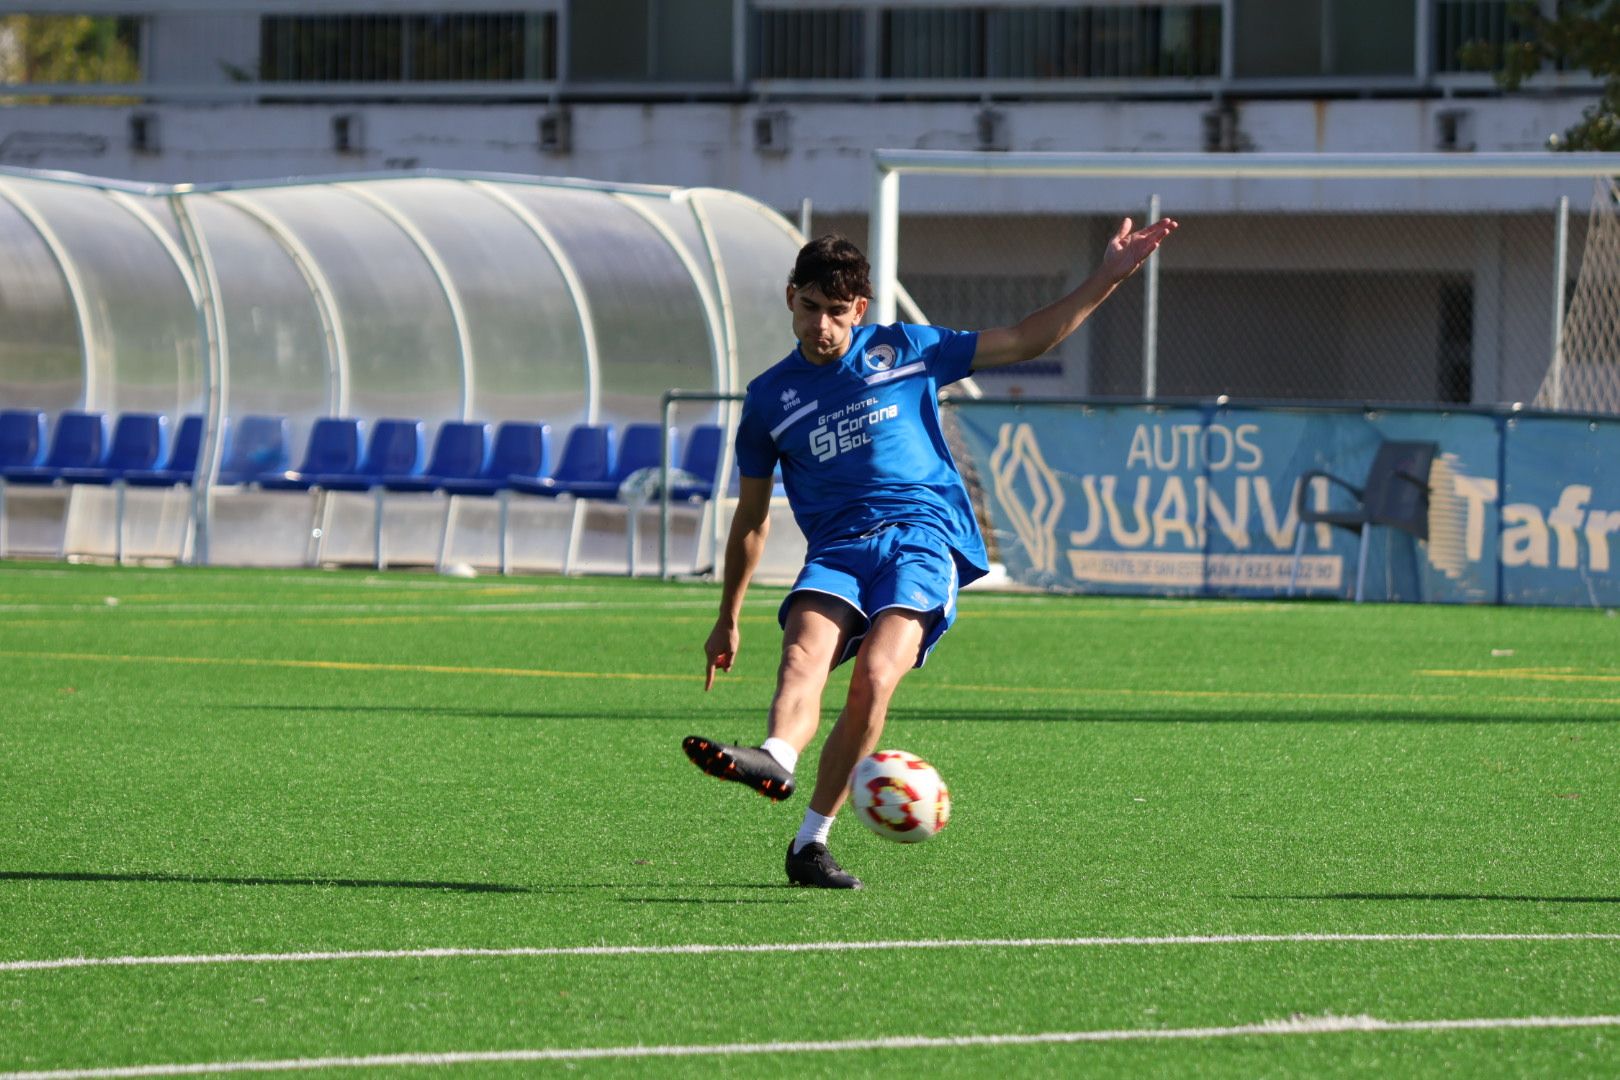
[0,166,806,447]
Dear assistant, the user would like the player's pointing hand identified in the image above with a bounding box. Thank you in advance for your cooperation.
[704,621,739,691]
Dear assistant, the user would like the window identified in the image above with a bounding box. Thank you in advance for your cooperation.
[1233,0,1416,79]
[260,12,557,83]
[1060,4,1221,79]
[752,9,864,80]
[1432,0,1526,74]
[569,0,735,83]
[981,6,1222,80]
[884,9,984,79]
[755,4,1221,83]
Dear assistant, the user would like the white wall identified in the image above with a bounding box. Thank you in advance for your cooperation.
[0,96,1596,214]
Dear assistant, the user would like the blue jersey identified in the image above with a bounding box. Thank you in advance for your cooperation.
[735,322,989,584]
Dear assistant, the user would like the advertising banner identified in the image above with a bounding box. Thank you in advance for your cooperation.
[1502,417,1620,607]
[951,400,1613,607]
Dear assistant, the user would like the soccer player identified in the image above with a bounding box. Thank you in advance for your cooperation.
[684,217,1178,888]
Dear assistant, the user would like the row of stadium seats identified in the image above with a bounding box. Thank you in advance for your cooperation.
[0,409,728,503]
[0,408,740,573]
[1,409,203,490]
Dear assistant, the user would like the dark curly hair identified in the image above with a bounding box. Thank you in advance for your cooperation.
[788,235,872,302]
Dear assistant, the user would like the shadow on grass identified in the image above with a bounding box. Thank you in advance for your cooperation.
[225,704,764,722]
[1238,892,1620,904]
[0,872,807,897]
[0,870,530,894]
[525,882,796,891]
[896,707,1618,725]
[226,704,1618,725]
[616,896,808,905]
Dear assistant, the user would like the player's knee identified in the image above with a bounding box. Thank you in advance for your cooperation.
[778,638,834,686]
[847,660,905,709]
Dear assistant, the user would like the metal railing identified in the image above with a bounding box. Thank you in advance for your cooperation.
[658,389,743,580]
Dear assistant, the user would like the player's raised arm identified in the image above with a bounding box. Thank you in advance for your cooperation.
[704,473,775,690]
[972,215,1178,371]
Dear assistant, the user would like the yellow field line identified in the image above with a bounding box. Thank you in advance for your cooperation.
[1419,669,1620,684]
[0,618,234,629]
[0,649,695,682]
[920,681,1620,709]
[5,649,1617,709]
[930,682,1409,702]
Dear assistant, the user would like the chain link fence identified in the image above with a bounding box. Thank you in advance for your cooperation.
[824,163,1618,414]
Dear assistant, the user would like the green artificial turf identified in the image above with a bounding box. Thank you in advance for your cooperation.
[0,562,1617,1077]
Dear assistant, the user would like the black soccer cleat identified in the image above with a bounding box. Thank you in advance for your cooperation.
[786,841,863,890]
[682,736,796,802]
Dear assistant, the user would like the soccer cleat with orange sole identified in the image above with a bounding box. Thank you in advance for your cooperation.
[682,736,796,801]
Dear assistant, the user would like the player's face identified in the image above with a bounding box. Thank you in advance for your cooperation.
[787,284,868,364]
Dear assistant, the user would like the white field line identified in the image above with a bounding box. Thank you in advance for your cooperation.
[4,1013,1620,1078]
[5,932,1618,974]
[0,567,719,593]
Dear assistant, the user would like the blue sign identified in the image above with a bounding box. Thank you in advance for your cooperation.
[951,401,1616,607]
[1502,417,1620,607]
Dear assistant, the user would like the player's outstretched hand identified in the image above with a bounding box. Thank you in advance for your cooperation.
[703,621,739,691]
[1101,216,1178,284]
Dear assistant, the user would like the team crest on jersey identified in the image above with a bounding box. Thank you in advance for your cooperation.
[780,388,801,411]
[863,344,897,372]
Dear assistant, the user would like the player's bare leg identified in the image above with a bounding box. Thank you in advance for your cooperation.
[766,593,861,750]
[807,608,929,816]
[683,593,858,800]
[787,609,929,889]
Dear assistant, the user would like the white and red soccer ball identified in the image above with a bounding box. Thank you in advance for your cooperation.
[851,750,950,843]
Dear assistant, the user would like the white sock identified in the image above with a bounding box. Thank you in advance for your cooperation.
[761,737,799,774]
[792,809,835,854]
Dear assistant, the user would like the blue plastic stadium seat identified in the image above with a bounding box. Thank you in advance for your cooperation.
[440,421,551,497]
[611,422,678,496]
[58,413,169,485]
[216,415,290,486]
[507,423,616,498]
[381,421,490,493]
[586,421,681,502]
[3,411,109,484]
[124,415,208,488]
[259,418,365,491]
[0,409,46,472]
[670,423,724,501]
[314,418,422,492]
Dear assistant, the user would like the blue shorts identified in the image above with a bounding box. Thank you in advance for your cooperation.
[778,523,963,669]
